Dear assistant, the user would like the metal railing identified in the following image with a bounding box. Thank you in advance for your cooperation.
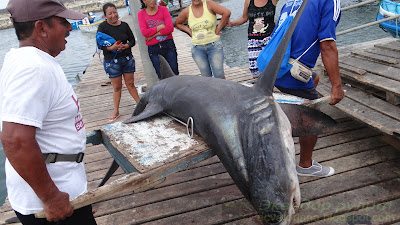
[338,0,399,36]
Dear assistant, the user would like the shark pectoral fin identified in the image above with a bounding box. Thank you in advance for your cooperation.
[280,104,337,136]
[123,103,165,124]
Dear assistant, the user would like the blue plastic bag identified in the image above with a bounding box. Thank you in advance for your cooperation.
[96,32,118,53]
[257,15,293,79]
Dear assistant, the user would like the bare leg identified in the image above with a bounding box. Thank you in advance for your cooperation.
[123,72,140,103]
[298,135,318,168]
[110,76,123,118]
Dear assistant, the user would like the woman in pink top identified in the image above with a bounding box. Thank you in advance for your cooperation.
[138,0,179,79]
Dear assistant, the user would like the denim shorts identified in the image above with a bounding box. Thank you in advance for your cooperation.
[103,54,135,78]
[191,39,225,78]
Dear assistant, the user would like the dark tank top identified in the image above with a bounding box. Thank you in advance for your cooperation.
[248,0,276,39]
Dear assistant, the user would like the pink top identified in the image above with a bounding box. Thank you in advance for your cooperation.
[138,6,174,46]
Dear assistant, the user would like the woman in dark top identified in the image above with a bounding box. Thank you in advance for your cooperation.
[226,0,278,79]
[97,3,140,121]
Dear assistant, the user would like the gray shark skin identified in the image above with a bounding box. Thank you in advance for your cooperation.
[124,0,323,224]
[125,76,301,224]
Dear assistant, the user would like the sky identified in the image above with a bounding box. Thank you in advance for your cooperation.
[0,0,7,10]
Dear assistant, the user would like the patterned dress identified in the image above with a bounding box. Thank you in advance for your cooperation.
[247,0,276,78]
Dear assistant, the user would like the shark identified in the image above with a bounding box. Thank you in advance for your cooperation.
[124,0,336,223]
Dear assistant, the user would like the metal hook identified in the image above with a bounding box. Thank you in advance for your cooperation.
[164,113,195,139]
[187,117,194,138]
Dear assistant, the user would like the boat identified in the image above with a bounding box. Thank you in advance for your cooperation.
[78,18,106,32]
[70,12,105,32]
[376,0,400,38]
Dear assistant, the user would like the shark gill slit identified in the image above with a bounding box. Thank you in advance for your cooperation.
[247,97,275,136]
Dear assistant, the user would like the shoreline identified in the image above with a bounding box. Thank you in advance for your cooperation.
[0,0,126,30]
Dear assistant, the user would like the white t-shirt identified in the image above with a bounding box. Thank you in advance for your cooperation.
[0,47,87,215]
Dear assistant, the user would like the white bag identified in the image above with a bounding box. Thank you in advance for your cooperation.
[289,58,313,83]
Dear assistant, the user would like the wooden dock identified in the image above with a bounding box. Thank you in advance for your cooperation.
[1,17,400,225]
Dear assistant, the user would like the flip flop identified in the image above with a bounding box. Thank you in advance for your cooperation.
[108,114,120,122]
[101,81,112,87]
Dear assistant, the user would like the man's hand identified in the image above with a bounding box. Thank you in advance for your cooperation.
[42,191,73,222]
[330,84,344,105]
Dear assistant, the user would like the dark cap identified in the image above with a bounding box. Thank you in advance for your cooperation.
[7,0,85,23]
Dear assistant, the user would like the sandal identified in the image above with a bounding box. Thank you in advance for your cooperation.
[108,114,120,122]
[101,81,112,87]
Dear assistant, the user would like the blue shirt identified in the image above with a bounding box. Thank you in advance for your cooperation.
[274,0,341,89]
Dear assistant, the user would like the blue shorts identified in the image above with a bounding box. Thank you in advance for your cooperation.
[103,54,135,79]
[191,40,225,79]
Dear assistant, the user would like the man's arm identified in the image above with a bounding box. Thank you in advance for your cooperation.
[1,122,73,221]
[320,40,344,105]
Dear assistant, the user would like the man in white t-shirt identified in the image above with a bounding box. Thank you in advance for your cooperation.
[0,0,97,224]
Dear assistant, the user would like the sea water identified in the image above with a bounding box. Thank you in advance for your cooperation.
[0,0,394,206]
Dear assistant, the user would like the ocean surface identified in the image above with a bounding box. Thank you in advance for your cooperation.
[0,0,394,206]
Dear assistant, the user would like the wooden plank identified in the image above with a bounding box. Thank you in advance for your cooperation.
[341,85,400,121]
[300,158,400,202]
[318,83,400,137]
[339,70,400,97]
[387,92,400,105]
[351,50,399,65]
[292,178,400,224]
[295,127,382,154]
[296,135,388,168]
[311,197,400,224]
[339,63,367,75]
[339,55,400,82]
[364,47,400,66]
[299,145,400,184]
[374,40,400,52]
[92,172,234,217]
[94,185,244,225]
[299,146,399,185]
[141,199,258,225]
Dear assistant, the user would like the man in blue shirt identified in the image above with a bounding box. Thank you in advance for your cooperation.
[274,0,345,177]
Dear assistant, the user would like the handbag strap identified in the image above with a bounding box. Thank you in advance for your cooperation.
[293,39,318,62]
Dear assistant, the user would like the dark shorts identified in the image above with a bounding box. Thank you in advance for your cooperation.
[15,205,97,225]
[275,71,319,100]
[103,54,135,79]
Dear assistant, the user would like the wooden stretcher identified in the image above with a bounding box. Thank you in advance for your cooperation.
[35,116,214,218]
[34,93,331,218]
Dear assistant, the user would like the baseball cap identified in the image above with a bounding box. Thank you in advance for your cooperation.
[7,0,85,23]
